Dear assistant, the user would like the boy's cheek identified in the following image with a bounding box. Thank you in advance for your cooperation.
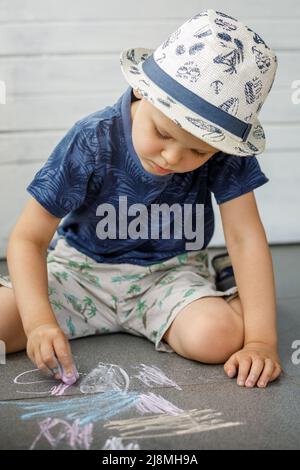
[136,140,160,160]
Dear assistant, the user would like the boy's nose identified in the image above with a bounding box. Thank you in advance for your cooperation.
[161,145,184,166]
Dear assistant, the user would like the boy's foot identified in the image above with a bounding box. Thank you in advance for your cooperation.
[211,252,236,291]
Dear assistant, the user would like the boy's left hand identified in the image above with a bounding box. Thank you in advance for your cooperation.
[223,341,283,388]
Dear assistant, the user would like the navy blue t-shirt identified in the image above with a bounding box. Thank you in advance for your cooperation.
[26,86,269,265]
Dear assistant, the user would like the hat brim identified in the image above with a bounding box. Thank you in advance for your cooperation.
[120,47,266,157]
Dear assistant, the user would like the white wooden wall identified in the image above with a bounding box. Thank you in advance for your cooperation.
[0,0,299,257]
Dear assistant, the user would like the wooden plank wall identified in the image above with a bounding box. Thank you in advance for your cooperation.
[0,0,299,256]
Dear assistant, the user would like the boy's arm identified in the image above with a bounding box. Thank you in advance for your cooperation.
[7,196,75,379]
[219,191,282,386]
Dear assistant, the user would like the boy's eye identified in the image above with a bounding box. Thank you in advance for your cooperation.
[155,128,169,140]
[155,127,205,157]
[192,149,205,156]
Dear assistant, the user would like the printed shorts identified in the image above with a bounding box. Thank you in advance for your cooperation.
[0,237,239,353]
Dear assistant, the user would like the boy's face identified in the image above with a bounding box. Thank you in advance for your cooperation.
[131,89,218,176]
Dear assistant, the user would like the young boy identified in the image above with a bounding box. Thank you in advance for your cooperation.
[0,10,282,388]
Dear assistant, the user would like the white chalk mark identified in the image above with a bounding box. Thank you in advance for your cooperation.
[136,392,184,415]
[132,364,182,390]
[104,408,243,439]
[30,418,93,450]
[14,369,74,396]
[14,369,53,386]
[80,362,129,394]
[102,436,140,450]
[15,369,58,395]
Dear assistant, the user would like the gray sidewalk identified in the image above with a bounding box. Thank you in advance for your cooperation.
[0,245,299,450]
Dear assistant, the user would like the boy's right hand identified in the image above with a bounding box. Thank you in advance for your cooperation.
[26,322,75,380]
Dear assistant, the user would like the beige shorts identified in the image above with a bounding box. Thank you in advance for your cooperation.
[0,238,239,353]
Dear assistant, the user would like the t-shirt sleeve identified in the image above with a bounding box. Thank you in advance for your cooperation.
[207,152,269,205]
[26,124,97,218]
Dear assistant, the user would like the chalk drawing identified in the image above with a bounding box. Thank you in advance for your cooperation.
[136,392,184,415]
[3,361,245,447]
[132,363,182,390]
[13,362,178,397]
[30,418,93,450]
[14,369,61,395]
[104,408,243,439]
[9,391,140,425]
[50,383,71,396]
[102,436,140,450]
[13,369,72,396]
[80,362,129,394]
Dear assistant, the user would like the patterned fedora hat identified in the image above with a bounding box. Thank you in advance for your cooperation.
[120,9,278,157]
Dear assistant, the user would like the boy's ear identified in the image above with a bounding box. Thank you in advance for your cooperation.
[133,88,143,100]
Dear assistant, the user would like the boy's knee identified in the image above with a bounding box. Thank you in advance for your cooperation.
[178,313,244,364]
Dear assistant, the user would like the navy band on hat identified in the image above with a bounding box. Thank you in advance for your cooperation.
[142,55,252,142]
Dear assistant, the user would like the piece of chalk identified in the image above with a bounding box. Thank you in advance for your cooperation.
[61,366,79,385]
[53,355,79,385]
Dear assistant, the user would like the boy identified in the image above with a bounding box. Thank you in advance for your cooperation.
[0,10,282,388]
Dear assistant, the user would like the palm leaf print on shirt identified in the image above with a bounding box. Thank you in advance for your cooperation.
[63,293,97,323]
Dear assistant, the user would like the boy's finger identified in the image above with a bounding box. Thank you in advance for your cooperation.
[269,364,282,382]
[53,335,74,377]
[245,358,264,387]
[224,357,238,377]
[257,359,275,388]
[34,348,50,376]
[26,346,35,365]
[40,341,61,377]
[237,357,252,386]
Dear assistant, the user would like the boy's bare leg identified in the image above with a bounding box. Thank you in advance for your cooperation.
[0,286,27,353]
[163,295,244,364]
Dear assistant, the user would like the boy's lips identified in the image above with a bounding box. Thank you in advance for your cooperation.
[150,161,175,174]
